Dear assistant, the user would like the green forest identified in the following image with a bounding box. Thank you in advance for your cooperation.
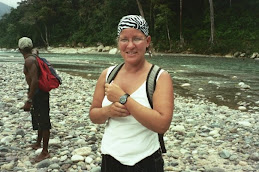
[0,0,258,55]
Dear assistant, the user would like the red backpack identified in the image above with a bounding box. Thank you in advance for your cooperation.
[34,55,62,92]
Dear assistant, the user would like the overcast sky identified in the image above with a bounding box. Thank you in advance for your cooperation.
[0,0,22,8]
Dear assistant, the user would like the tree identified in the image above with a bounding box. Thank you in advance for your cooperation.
[136,0,145,17]
[179,0,184,46]
[209,0,215,45]
[0,0,258,54]
[153,4,175,51]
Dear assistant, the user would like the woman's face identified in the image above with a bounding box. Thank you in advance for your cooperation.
[118,28,151,64]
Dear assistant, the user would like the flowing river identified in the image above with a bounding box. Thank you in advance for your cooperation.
[1,51,258,112]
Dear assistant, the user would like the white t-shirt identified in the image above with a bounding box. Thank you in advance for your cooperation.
[101,66,163,166]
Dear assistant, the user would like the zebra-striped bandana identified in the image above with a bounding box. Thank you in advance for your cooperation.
[117,15,149,36]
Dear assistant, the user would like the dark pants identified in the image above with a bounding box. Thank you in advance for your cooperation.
[30,90,51,130]
[101,149,164,172]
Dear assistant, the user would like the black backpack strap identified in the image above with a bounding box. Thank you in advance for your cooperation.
[146,65,166,153]
[106,63,124,83]
[158,133,166,153]
[146,64,161,108]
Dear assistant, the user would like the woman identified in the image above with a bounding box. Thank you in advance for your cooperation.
[89,15,174,172]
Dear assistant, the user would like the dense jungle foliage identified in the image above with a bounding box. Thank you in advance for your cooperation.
[0,0,258,55]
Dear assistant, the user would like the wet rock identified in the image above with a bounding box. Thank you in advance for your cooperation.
[205,167,225,172]
[219,150,231,159]
[250,152,259,161]
[36,159,51,169]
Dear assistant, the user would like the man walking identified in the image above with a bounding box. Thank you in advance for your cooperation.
[19,37,51,162]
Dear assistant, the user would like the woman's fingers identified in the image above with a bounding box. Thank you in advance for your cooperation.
[110,102,130,117]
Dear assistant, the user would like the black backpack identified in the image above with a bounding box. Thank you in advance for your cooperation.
[106,63,166,153]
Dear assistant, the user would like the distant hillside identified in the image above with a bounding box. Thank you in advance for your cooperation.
[0,2,11,19]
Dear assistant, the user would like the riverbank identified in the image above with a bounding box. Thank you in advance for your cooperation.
[1,46,259,60]
[0,61,258,172]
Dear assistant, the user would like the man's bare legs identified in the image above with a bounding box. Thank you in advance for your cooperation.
[34,130,50,162]
[31,130,42,150]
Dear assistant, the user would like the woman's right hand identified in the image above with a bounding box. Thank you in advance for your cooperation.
[107,102,130,117]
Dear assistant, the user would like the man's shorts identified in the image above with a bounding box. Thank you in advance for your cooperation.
[30,90,51,130]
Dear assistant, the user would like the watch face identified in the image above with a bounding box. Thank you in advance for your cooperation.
[119,94,129,104]
[120,97,127,104]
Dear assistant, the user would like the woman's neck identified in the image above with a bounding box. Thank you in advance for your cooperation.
[124,60,149,72]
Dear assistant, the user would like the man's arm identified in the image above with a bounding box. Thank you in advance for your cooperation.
[25,57,39,100]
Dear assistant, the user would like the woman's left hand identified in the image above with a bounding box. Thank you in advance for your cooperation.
[105,83,125,103]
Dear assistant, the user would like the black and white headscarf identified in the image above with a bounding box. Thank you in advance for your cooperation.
[117,15,149,36]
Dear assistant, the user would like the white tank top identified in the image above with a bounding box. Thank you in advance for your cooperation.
[101,65,163,166]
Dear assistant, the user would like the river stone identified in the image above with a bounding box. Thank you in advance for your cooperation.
[172,125,185,134]
[85,156,93,164]
[205,167,225,172]
[238,121,252,127]
[36,159,51,169]
[72,147,91,156]
[49,163,60,169]
[181,83,191,87]
[49,138,61,146]
[250,152,259,161]
[238,106,247,111]
[90,167,101,172]
[1,136,13,144]
[35,148,43,155]
[16,129,25,137]
[60,155,68,162]
[0,161,15,171]
[219,150,231,159]
[71,155,84,162]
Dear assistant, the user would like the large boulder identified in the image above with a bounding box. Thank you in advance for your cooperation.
[102,46,112,52]
[250,52,258,59]
[109,48,118,54]
[97,44,104,52]
[233,52,241,57]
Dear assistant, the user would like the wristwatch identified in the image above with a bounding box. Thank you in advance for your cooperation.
[119,94,130,105]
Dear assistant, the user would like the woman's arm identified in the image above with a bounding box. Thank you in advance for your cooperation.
[131,71,174,133]
[106,71,174,133]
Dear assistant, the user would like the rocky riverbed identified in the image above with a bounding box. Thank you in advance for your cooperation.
[0,62,258,172]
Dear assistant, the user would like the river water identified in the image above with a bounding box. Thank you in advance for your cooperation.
[1,51,258,112]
